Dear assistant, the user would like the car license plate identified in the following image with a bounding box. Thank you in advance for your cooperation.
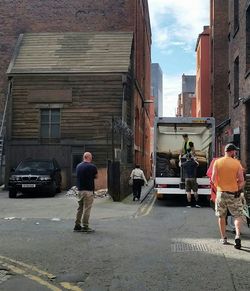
[22,184,36,188]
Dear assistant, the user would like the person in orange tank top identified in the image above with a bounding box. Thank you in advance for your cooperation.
[211,143,245,249]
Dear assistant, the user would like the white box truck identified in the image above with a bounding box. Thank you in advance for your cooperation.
[154,117,215,199]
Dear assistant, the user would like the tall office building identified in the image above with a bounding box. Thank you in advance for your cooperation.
[176,74,196,117]
[151,63,163,116]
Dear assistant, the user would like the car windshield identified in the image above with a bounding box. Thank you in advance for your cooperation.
[16,161,53,172]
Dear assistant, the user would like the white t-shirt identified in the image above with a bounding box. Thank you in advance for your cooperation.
[130,168,147,184]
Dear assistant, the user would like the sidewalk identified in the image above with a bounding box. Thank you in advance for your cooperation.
[91,179,154,220]
[123,178,154,203]
[0,180,155,221]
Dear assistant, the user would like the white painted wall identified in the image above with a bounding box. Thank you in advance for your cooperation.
[156,128,212,156]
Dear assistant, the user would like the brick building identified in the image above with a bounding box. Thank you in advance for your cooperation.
[227,0,250,171]
[210,0,230,156]
[0,0,152,195]
[195,26,211,118]
[210,0,250,173]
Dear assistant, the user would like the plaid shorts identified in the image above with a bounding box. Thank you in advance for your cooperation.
[215,191,244,218]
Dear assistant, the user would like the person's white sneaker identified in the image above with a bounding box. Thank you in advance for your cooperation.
[219,238,228,245]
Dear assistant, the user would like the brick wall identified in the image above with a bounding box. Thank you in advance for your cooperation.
[210,0,229,126]
[196,27,211,117]
[228,0,250,170]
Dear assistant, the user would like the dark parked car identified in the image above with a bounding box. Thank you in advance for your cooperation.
[8,159,62,198]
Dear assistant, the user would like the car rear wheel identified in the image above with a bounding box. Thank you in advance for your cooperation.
[49,182,57,197]
[9,189,17,198]
[56,184,61,193]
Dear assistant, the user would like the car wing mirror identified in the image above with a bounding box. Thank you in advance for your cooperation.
[10,168,16,173]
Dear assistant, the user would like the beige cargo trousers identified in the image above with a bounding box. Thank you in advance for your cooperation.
[75,190,94,227]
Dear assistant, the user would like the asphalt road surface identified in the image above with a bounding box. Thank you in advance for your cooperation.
[0,190,250,291]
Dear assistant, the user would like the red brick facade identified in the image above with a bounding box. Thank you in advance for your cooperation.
[210,0,250,172]
[227,0,250,171]
[195,26,211,117]
[210,0,229,157]
[210,0,229,126]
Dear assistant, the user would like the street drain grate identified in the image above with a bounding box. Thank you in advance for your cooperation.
[171,242,210,252]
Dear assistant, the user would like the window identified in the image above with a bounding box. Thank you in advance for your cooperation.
[234,56,239,104]
[40,109,60,139]
[246,6,250,71]
[234,0,239,33]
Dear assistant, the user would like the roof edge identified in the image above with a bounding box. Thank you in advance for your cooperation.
[7,34,24,75]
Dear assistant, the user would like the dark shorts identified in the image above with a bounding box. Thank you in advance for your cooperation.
[185,178,198,192]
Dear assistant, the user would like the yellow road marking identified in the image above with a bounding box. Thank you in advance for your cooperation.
[140,195,156,217]
[61,282,82,291]
[0,260,25,274]
[25,274,62,291]
[0,255,84,290]
[0,260,61,291]
[0,254,54,278]
[135,194,156,218]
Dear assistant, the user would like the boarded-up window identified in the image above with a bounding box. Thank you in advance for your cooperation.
[40,109,60,138]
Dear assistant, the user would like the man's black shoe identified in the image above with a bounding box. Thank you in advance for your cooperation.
[73,224,82,232]
[234,238,241,249]
[82,226,95,233]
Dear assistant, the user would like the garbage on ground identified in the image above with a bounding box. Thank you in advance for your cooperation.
[66,186,109,199]
[94,189,109,198]
[66,186,78,197]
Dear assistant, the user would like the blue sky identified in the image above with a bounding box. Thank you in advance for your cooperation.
[148,0,210,116]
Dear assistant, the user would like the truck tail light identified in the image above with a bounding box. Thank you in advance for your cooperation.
[157,184,168,188]
[200,185,210,189]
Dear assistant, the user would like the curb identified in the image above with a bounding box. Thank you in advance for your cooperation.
[140,180,154,203]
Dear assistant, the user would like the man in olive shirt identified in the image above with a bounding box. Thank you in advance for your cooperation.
[212,143,245,249]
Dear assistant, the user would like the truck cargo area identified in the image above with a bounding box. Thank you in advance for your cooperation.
[154,117,215,197]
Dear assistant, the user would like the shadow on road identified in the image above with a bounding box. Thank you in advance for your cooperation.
[155,195,210,208]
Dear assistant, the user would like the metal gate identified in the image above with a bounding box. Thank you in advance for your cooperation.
[107,160,121,201]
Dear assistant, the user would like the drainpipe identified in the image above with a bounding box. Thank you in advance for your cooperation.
[121,74,127,160]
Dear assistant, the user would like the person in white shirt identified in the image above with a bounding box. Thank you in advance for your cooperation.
[130,165,148,201]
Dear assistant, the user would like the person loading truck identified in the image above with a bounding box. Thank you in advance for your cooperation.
[154,117,215,200]
[180,134,195,156]
[180,153,200,208]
